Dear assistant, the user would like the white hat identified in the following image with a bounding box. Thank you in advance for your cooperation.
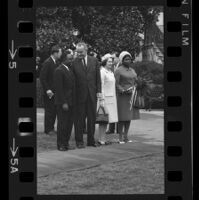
[119,51,132,63]
[101,53,113,62]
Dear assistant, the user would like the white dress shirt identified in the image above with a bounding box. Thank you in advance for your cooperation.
[62,64,69,71]
[46,56,56,95]
[51,56,56,64]
[82,55,88,66]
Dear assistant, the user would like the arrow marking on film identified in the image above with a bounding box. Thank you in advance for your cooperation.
[9,40,17,60]
[10,138,18,157]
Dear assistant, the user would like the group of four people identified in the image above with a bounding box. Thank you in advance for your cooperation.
[40,42,140,151]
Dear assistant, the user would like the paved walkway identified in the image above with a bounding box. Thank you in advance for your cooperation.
[37,109,164,178]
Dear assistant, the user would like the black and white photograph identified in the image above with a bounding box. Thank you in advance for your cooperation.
[36,6,164,194]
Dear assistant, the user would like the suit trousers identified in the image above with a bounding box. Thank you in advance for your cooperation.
[43,95,56,133]
[56,105,74,147]
[75,94,97,145]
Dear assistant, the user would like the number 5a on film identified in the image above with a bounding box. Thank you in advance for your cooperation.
[10,138,19,174]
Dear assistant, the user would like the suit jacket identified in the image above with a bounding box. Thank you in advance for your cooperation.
[39,57,58,94]
[54,64,76,106]
[72,55,101,104]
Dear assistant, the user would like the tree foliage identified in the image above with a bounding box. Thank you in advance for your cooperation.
[36,6,162,60]
[82,6,144,56]
[36,7,144,58]
[36,8,74,54]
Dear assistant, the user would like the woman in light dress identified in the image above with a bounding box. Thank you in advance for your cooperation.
[98,55,118,145]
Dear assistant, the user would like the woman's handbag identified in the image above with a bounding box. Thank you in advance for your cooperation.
[130,86,145,109]
[96,106,109,124]
[134,94,145,109]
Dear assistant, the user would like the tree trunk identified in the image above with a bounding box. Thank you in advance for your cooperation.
[142,44,154,61]
[142,23,155,61]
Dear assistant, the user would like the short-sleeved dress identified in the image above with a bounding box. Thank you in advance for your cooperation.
[99,67,118,123]
[114,65,140,121]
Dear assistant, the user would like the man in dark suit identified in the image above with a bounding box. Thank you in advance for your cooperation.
[54,51,76,151]
[72,42,101,148]
[39,45,62,135]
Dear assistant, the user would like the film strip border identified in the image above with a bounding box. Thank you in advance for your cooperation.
[8,0,36,199]
[8,0,192,199]
[165,1,192,200]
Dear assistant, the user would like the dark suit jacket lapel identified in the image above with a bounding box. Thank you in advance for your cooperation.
[50,57,56,66]
[61,65,73,82]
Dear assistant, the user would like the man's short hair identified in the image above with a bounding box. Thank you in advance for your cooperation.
[51,45,61,55]
[61,50,73,62]
[65,50,72,56]
[89,51,94,56]
[76,42,88,51]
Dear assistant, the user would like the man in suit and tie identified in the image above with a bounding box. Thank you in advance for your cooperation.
[54,51,76,151]
[40,45,62,135]
[72,42,101,148]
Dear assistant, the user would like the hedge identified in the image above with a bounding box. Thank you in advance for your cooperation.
[132,61,164,109]
[132,61,163,85]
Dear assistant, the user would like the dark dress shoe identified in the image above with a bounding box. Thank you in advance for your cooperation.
[66,145,76,150]
[106,130,114,135]
[87,143,99,147]
[105,141,112,145]
[46,130,56,135]
[57,146,67,151]
[76,144,85,149]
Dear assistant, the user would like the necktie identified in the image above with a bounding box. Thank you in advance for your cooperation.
[82,58,86,68]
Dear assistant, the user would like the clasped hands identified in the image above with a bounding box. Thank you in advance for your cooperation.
[46,90,54,99]
[62,103,69,111]
[122,88,133,94]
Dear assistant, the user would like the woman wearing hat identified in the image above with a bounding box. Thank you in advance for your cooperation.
[114,51,140,143]
[98,54,118,145]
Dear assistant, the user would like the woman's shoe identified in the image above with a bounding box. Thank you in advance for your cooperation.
[97,141,106,145]
[76,144,85,149]
[118,140,125,144]
[105,141,112,145]
[124,138,133,143]
[57,146,67,151]
[106,130,114,134]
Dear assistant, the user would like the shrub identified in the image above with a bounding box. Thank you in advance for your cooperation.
[132,61,164,109]
[132,61,163,85]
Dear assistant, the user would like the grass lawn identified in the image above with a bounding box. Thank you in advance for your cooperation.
[37,132,58,153]
[37,113,164,194]
[37,152,164,194]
